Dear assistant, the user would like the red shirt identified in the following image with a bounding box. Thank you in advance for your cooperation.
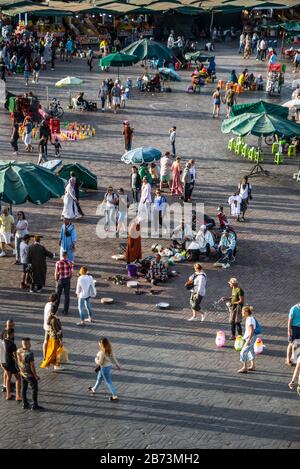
[55,259,73,280]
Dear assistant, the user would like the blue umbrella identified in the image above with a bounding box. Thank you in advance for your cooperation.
[158,68,181,82]
[121,147,162,165]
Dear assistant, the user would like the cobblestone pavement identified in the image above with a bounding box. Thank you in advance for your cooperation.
[0,43,300,449]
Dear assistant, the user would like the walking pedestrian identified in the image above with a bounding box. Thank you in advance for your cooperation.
[188,160,196,200]
[288,355,300,391]
[51,137,62,157]
[222,278,244,339]
[138,176,152,222]
[111,81,121,114]
[182,162,192,202]
[88,337,121,400]
[55,251,73,316]
[238,176,252,222]
[171,156,183,196]
[238,306,258,373]
[212,86,221,118]
[42,293,58,361]
[14,211,28,264]
[37,136,48,165]
[169,126,176,156]
[116,188,128,235]
[159,151,173,192]
[40,306,64,371]
[24,59,30,86]
[76,266,96,326]
[102,186,118,231]
[2,329,21,401]
[20,234,31,289]
[32,59,41,83]
[130,166,142,203]
[23,116,33,153]
[153,189,167,234]
[123,120,134,151]
[228,191,242,222]
[59,218,76,262]
[27,235,54,293]
[286,302,300,366]
[17,338,43,410]
[87,47,93,71]
[10,119,19,155]
[0,207,15,257]
[186,263,207,321]
[66,37,73,62]
[224,85,236,118]
[99,80,108,112]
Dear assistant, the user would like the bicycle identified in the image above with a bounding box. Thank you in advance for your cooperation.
[49,98,64,118]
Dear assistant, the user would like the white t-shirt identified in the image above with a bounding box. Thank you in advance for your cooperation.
[105,192,118,210]
[243,316,256,340]
[76,274,94,299]
[43,302,52,331]
[160,156,172,177]
[192,272,207,297]
[15,219,29,238]
[20,241,29,265]
[238,183,252,200]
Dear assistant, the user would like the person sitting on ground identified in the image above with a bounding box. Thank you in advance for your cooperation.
[238,68,248,89]
[217,229,236,268]
[171,220,193,250]
[146,254,168,285]
[194,224,216,259]
[150,73,161,92]
[76,92,88,110]
[255,73,264,90]
[229,69,238,84]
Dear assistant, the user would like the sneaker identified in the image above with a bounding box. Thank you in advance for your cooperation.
[88,386,96,394]
[201,312,207,322]
[53,366,64,371]
[36,289,42,293]
[12,249,16,255]
[109,396,118,401]
[76,322,85,326]
[188,316,196,321]
[31,404,45,411]
[2,385,6,393]
[23,402,30,409]
[0,252,6,257]
[29,289,36,293]
[222,263,231,269]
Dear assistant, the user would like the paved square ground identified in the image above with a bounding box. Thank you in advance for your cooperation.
[0,43,300,449]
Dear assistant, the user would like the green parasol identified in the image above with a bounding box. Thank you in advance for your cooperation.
[184,51,215,62]
[121,39,172,61]
[99,52,138,78]
[0,160,65,205]
[230,100,288,119]
[221,112,300,138]
[58,163,97,190]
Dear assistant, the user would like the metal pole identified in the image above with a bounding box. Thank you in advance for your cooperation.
[25,13,28,26]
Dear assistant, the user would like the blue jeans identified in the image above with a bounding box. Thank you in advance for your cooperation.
[78,297,92,321]
[171,141,176,156]
[240,335,256,363]
[94,365,117,395]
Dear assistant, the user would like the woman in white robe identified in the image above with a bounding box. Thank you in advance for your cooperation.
[62,179,81,220]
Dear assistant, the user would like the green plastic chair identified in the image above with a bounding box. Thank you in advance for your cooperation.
[227,138,236,151]
[241,144,249,158]
[254,149,263,162]
[287,145,297,157]
[248,147,255,160]
[272,142,279,154]
[274,152,283,165]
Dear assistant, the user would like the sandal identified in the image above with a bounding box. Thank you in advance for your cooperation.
[237,369,248,374]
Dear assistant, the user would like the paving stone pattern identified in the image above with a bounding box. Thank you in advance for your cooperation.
[0,43,299,449]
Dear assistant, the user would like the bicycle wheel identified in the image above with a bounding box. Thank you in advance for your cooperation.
[265,135,275,146]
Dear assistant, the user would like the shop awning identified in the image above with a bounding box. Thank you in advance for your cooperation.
[4,6,74,16]
[280,22,300,33]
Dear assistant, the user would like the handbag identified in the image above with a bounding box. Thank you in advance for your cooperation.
[88,276,97,298]
[94,366,100,373]
[56,345,69,364]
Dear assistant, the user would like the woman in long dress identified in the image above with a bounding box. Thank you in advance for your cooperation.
[228,192,242,221]
[171,156,183,196]
[125,220,142,264]
[40,306,64,371]
[62,178,81,220]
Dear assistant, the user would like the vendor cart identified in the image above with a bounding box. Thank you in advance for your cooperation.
[266,63,285,96]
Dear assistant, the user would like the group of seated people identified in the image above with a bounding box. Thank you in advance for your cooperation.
[136,71,162,92]
[229,69,264,91]
[170,207,237,268]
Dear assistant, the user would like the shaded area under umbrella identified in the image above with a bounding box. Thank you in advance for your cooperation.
[121,147,162,165]
[158,68,181,81]
[57,163,97,190]
[55,76,84,108]
[222,112,300,176]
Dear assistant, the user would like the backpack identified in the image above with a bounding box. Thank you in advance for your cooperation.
[254,318,261,335]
